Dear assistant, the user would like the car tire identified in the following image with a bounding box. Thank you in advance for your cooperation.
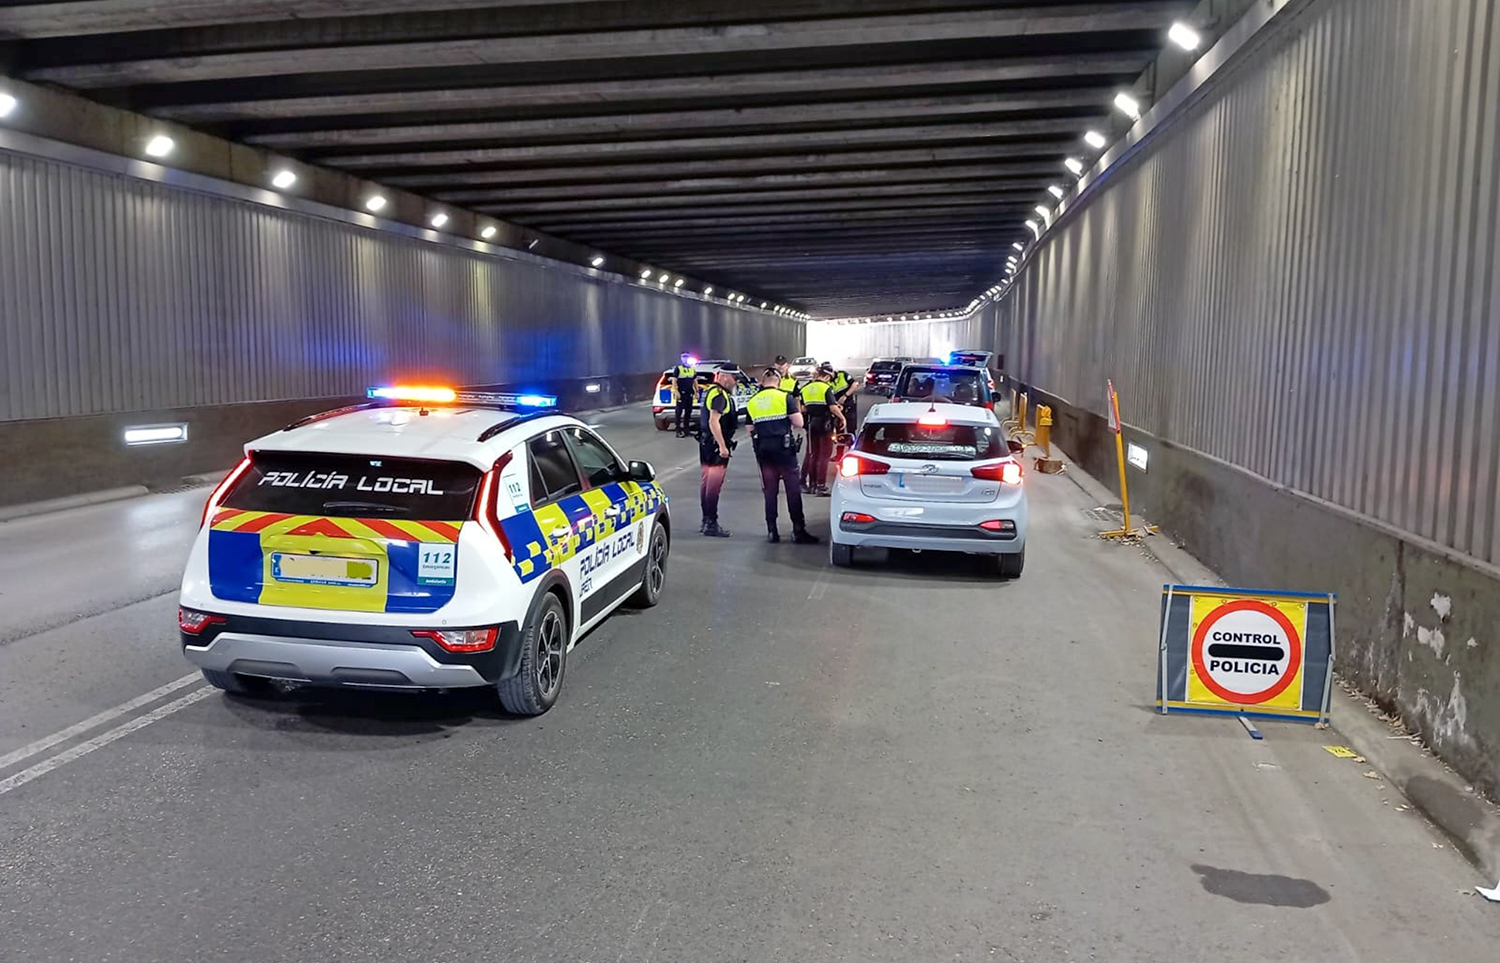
[654,418,671,431]
[628,519,669,607]
[830,541,854,567]
[200,669,275,696]
[498,592,568,716]
[996,548,1025,579]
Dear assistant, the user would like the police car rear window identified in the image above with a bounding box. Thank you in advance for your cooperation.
[894,368,988,404]
[858,422,1004,461]
[224,452,482,518]
[871,361,904,372]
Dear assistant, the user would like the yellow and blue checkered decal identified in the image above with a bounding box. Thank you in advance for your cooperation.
[502,481,665,583]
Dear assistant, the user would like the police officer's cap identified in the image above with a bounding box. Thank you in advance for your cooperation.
[762,366,781,380]
[817,362,835,375]
[774,354,788,364]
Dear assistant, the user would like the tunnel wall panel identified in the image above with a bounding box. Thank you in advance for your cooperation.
[806,314,993,370]
[0,147,802,424]
[999,0,1500,796]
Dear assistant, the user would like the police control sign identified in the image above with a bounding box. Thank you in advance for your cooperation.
[1156,585,1335,723]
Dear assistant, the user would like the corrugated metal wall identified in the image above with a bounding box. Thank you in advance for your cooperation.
[1002,0,1500,565]
[0,148,803,422]
[807,313,993,369]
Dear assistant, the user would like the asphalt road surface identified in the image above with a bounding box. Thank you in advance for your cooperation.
[3,402,1498,963]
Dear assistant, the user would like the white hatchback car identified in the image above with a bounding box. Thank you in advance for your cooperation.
[178,386,671,715]
[829,402,1027,577]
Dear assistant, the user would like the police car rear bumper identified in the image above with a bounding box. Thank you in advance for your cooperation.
[182,612,523,689]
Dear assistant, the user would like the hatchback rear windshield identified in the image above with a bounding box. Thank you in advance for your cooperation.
[223,451,483,519]
[858,422,1005,461]
[870,361,904,372]
[951,352,991,367]
[893,367,988,404]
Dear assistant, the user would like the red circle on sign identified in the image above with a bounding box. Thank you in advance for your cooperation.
[1190,599,1302,704]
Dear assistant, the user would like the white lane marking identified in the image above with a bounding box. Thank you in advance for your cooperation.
[808,569,831,600]
[0,685,214,796]
[0,671,203,771]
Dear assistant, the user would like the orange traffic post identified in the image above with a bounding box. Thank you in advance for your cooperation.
[1099,380,1157,540]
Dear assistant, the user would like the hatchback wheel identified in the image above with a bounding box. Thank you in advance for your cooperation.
[498,593,568,715]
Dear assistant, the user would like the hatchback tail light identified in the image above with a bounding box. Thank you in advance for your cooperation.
[179,608,227,635]
[839,454,890,477]
[411,627,498,653]
[972,461,1024,485]
[841,512,876,524]
[200,455,253,527]
[979,519,1017,533]
[474,452,515,560]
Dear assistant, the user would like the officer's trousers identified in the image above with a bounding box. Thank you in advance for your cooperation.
[674,389,694,435]
[757,453,806,533]
[801,430,833,491]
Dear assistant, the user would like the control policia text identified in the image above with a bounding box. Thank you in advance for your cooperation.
[1205,629,1287,675]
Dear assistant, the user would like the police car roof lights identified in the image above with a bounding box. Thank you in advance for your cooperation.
[365,385,559,410]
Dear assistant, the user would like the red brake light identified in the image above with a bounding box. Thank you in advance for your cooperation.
[841,512,876,524]
[474,452,515,561]
[178,608,227,635]
[979,519,1017,532]
[840,454,890,477]
[200,455,253,527]
[918,411,947,427]
[411,627,498,653]
[971,461,1024,485]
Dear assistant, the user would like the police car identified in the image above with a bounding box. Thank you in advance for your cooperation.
[652,360,756,431]
[178,386,671,715]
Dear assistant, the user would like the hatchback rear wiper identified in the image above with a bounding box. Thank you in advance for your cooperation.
[322,501,410,514]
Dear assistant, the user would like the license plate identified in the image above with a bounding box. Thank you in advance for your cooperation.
[894,474,965,494]
[271,553,379,587]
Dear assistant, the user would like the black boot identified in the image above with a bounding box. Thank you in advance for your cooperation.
[792,528,820,545]
[767,528,781,543]
[703,522,731,538]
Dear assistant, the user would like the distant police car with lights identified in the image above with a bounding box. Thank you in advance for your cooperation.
[830,402,1027,578]
[178,386,670,715]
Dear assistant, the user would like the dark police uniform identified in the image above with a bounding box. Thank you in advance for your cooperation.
[745,387,814,542]
[698,384,738,535]
[830,370,855,428]
[673,362,696,436]
[799,379,837,494]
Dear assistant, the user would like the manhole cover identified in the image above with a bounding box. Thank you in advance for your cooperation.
[1084,506,1122,524]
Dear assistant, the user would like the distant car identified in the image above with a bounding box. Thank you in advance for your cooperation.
[889,364,996,410]
[948,350,998,392]
[863,358,907,396]
[788,356,819,382]
[830,402,1026,577]
[179,386,672,716]
[653,361,757,431]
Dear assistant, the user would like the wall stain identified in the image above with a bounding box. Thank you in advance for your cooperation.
[1190,864,1330,908]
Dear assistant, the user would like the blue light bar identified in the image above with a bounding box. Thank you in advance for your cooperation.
[453,390,559,409]
[515,394,557,408]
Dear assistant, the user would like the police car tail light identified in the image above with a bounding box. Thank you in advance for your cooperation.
[474,453,516,561]
[178,608,227,635]
[411,627,498,653]
[971,461,1024,485]
[200,455,253,527]
[839,454,889,477]
[917,410,947,427]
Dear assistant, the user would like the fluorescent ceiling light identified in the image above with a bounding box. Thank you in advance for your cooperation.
[674,278,684,287]
[1114,92,1141,119]
[1084,130,1107,150]
[144,135,175,157]
[481,225,498,240]
[1034,205,1050,219]
[0,93,15,118]
[1025,219,1040,235]
[1064,157,1084,175]
[429,212,449,228]
[1047,185,1064,199]
[365,195,387,212]
[1168,22,1202,50]
[760,301,768,308]
[1012,242,1024,251]
[271,169,297,189]
[703,286,714,296]
[641,268,653,279]
[590,255,605,267]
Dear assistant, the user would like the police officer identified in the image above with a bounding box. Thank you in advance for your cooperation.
[746,368,819,544]
[774,355,799,394]
[698,365,740,538]
[673,353,697,437]
[829,365,858,430]
[799,364,846,496]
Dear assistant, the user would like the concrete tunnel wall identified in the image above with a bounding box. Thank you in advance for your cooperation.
[0,140,804,507]
[995,0,1500,798]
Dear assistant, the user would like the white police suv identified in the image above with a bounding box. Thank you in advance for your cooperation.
[178,386,670,715]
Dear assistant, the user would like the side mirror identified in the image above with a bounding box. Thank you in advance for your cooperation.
[1007,439,1025,454]
[628,460,656,482]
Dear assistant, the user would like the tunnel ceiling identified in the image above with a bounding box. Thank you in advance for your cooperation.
[2,0,1188,317]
